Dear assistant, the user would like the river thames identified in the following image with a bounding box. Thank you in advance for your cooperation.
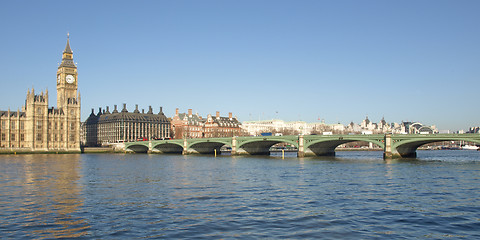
[1,151,479,239]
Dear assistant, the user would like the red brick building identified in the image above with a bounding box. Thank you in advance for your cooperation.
[204,111,242,138]
[171,109,242,139]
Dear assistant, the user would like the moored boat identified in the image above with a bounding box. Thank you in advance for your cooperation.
[462,145,479,150]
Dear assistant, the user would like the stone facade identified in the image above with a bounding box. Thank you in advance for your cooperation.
[82,104,170,146]
[0,37,81,152]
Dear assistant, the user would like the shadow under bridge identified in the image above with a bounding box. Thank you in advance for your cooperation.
[152,142,184,154]
[236,136,299,155]
[303,135,385,156]
[185,138,232,155]
[125,143,150,153]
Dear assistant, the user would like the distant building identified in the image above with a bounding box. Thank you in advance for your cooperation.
[241,119,287,136]
[204,111,242,138]
[392,121,437,134]
[408,122,436,134]
[170,109,204,139]
[0,37,80,152]
[81,104,170,147]
[467,127,480,134]
[171,109,241,139]
[242,120,315,136]
[242,117,437,136]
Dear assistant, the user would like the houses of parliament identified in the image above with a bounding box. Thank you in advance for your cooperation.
[0,37,81,152]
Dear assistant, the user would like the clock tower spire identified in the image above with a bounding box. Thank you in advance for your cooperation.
[57,33,78,109]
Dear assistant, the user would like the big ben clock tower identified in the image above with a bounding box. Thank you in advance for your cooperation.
[56,34,81,151]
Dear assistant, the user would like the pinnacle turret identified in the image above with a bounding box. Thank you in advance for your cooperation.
[64,33,73,53]
[59,34,76,68]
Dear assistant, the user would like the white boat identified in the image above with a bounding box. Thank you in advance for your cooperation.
[462,145,479,150]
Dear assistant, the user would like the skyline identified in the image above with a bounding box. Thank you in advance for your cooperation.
[1,1,479,131]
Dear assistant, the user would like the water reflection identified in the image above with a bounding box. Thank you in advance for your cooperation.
[0,154,89,239]
[1,151,479,239]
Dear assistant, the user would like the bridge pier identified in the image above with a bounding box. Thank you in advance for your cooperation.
[147,140,153,154]
[383,134,404,159]
[231,136,237,155]
[298,135,305,157]
[182,138,188,155]
[383,134,415,159]
[383,134,393,159]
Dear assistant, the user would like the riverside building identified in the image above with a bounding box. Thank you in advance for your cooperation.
[82,104,170,147]
[171,109,242,139]
[0,36,81,152]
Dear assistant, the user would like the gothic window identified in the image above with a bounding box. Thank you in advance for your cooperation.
[20,121,24,130]
[70,109,74,116]
[54,134,58,141]
[11,134,15,141]
[20,134,24,141]
[70,122,75,130]
[1,133,5,141]
[69,134,75,142]
[1,120,5,129]
[60,134,63,142]
[37,107,42,114]
[55,122,58,130]
[36,120,42,129]
[36,133,42,141]
[10,122,15,130]
[60,123,63,130]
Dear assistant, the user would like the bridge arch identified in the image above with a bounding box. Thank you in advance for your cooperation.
[392,136,480,158]
[187,141,232,154]
[304,136,385,156]
[237,136,299,155]
[152,142,184,154]
[125,143,149,153]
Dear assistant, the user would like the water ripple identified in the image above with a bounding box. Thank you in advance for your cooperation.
[1,152,480,238]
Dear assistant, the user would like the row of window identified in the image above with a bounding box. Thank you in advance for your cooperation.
[35,108,76,116]
[0,133,24,141]
[0,133,75,143]
[1,121,25,130]
[1,121,75,131]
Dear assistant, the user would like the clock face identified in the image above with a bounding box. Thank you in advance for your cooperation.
[66,75,75,84]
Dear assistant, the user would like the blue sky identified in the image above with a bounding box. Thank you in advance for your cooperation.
[0,0,479,131]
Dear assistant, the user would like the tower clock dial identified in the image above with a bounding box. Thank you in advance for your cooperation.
[66,75,75,84]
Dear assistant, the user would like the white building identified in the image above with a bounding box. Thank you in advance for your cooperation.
[242,118,437,136]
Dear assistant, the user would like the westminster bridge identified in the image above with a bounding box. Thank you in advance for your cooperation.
[124,134,480,159]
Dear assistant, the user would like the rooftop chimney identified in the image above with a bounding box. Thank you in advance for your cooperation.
[175,108,179,115]
[216,111,220,118]
[148,106,153,114]
[229,112,232,119]
[122,103,128,113]
[160,106,163,114]
[188,109,192,117]
[134,104,140,113]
